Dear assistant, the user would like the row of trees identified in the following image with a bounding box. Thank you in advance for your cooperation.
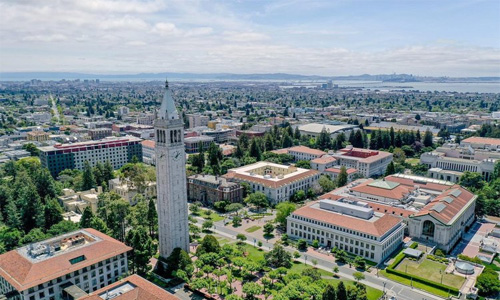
[459,162,500,217]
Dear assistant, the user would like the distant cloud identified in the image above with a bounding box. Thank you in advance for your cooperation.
[1,0,499,76]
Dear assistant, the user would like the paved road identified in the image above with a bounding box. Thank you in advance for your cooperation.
[201,218,448,300]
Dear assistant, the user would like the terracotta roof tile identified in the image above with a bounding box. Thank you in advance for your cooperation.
[0,229,132,292]
[350,179,414,200]
[325,167,357,174]
[80,274,178,300]
[288,146,327,156]
[462,136,500,146]
[224,169,319,189]
[141,140,155,148]
[292,201,402,237]
[311,156,337,164]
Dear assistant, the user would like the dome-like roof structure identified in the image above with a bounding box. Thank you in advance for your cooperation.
[455,261,474,275]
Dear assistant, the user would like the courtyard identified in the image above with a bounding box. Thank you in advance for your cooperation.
[395,258,465,290]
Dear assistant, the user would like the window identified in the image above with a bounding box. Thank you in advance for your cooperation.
[69,255,86,265]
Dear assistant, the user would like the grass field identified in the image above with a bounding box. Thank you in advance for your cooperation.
[201,210,225,222]
[405,158,420,166]
[381,270,451,298]
[395,259,465,289]
[245,225,261,233]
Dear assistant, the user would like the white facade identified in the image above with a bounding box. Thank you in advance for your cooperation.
[287,200,405,263]
[155,81,190,258]
[225,162,320,204]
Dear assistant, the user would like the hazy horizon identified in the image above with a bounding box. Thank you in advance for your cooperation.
[1,0,499,77]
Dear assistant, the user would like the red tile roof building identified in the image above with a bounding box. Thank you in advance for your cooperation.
[330,146,393,177]
[78,274,179,300]
[287,199,405,263]
[316,173,477,252]
[0,229,131,300]
[224,162,320,204]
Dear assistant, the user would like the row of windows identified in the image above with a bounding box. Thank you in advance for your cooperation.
[291,215,378,241]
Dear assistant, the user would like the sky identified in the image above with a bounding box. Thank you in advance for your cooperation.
[1,0,500,76]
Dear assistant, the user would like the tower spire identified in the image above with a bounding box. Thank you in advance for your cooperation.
[165,78,169,89]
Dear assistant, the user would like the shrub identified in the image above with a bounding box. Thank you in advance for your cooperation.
[312,239,319,249]
[297,239,307,251]
[434,249,446,257]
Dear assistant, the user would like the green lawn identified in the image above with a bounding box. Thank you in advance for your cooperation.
[215,236,230,245]
[289,261,333,276]
[395,259,465,289]
[380,270,451,298]
[239,244,266,262]
[324,279,383,300]
[201,210,225,222]
[405,158,420,166]
[245,225,261,233]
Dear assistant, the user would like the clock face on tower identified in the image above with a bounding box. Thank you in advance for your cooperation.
[173,150,181,161]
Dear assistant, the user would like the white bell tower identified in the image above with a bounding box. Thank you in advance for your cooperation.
[155,79,189,258]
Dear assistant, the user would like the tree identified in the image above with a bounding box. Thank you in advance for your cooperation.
[226,203,243,214]
[332,266,339,276]
[89,216,111,235]
[196,234,221,255]
[336,166,348,187]
[20,228,49,245]
[275,202,296,227]
[302,267,322,280]
[236,233,247,244]
[165,247,193,277]
[202,220,213,231]
[44,197,63,230]
[350,130,364,148]
[244,192,269,210]
[312,239,319,248]
[263,222,274,237]
[336,281,347,300]
[317,128,332,150]
[147,198,157,237]
[295,160,311,169]
[293,251,301,259]
[353,271,365,283]
[392,148,406,164]
[423,129,433,147]
[319,175,335,193]
[249,139,262,161]
[232,215,242,227]
[79,206,94,228]
[242,282,263,300]
[385,161,396,176]
[475,268,500,296]
[22,143,40,156]
[322,284,337,300]
[126,226,157,275]
[297,239,307,251]
[264,244,292,268]
[354,256,366,270]
[81,161,96,190]
[207,142,223,175]
[19,185,44,233]
[48,220,78,236]
[459,171,485,191]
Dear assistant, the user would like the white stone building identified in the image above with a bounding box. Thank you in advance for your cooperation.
[287,199,405,263]
[224,162,320,204]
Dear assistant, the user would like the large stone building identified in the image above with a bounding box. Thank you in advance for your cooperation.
[39,136,143,177]
[187,174,243,206]
[421,138,499,182]
[154,80,190,258]
[77,274,178,300]
[0,229,131,300]
[26,131,49,142]
[224,161,320,204]
[320,174,477,252]
[287,199,405,263]
[329,146,393,177]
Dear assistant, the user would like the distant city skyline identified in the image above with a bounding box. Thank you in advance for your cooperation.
[1,0,499,76]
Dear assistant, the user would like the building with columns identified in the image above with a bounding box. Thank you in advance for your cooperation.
[154,80,190,259]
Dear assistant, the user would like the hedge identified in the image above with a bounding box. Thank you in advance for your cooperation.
[385,242,459,296]
[385,267,459,296]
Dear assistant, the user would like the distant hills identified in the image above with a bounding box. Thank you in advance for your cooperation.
[1,72,499,82]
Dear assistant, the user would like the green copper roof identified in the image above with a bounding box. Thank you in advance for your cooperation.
[367,180,400,190]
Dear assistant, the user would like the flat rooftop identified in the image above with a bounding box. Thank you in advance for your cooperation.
[0,229,132,292]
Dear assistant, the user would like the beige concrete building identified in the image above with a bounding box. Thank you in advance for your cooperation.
[58,187,102,214]
[108,178,156,205]
[27,131,49,142]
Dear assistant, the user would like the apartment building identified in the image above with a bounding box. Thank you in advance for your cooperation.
[0,229,131,300]
[274,146,326,162]
[39,137,143,177]
[26,131,49,142]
